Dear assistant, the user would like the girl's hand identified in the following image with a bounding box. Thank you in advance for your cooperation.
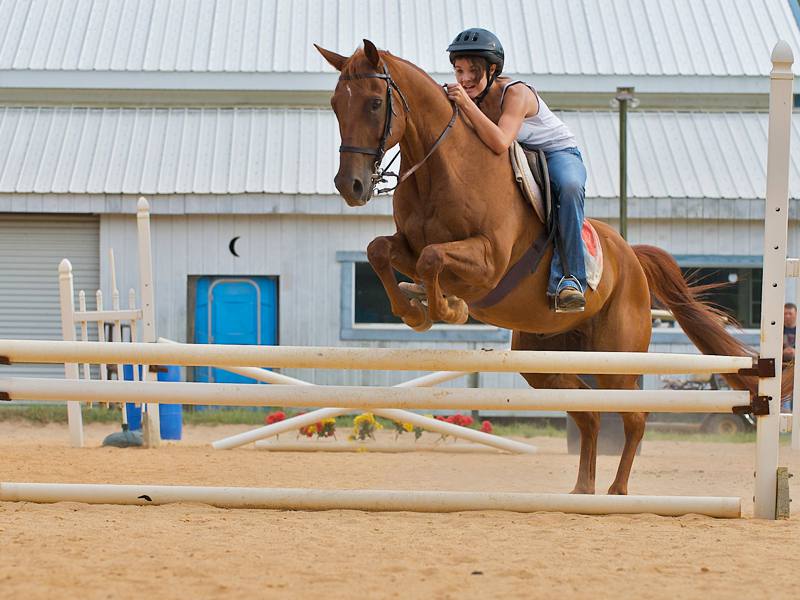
[445,82,471,108]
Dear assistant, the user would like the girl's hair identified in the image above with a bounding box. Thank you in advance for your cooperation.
[452,55,493,79]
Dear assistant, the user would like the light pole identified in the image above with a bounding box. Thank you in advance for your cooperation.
[612,87,638,240]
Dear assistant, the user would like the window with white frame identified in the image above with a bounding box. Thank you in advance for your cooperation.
[337,252,509,342]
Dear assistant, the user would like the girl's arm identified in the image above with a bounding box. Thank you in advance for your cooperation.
[446,84,537,154]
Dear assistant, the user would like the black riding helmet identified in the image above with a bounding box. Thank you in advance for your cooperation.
[447,28,504,106]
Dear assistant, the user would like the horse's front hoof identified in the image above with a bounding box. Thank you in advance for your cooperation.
[406,298,432,332]
[569,486,595,495]
[607,484,628,496]
[439,296,470,325]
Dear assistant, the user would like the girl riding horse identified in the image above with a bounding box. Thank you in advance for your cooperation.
[445,28,587,313]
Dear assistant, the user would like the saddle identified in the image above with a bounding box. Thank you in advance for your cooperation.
[508,142,603,292]
[509,141,550,225]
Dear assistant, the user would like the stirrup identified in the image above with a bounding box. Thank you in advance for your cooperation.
[553,276,585,313]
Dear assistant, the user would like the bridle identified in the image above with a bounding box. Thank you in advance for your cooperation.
[337,63,458,196]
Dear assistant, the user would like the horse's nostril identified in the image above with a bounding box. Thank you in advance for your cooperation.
[352,178,364,198]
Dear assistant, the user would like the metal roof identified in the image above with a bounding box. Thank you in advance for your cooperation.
[0,0,797,82]
[0,105,798,199]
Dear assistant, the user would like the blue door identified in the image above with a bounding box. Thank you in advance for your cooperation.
[194,277,278,384]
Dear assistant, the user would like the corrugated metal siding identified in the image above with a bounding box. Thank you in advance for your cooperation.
[0,0,797,76]
[0,214,99,377]
[2,106,799,200]
[0,106,339,195]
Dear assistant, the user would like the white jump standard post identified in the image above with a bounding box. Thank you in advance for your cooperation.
[137,197,160,448]
[57,259,85,448]
[754,41,794,519]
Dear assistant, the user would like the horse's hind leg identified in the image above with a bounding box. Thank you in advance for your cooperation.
[596,374,646,496]
[608,412,647,495]
[567,410,601,494]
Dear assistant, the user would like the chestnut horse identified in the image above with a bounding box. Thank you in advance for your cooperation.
[317,40,760,495]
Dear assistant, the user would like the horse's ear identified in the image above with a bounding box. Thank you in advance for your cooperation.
[363,39,381,68]
[315,44,347,71]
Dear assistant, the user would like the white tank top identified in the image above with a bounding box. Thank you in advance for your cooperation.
[500,81,577,153]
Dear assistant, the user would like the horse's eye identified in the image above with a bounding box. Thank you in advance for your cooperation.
[371,98,383,110]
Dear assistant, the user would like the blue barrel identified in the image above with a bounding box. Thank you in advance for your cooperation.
[123,365,143,430]
[122,364,182,440]
[157,365,183,440]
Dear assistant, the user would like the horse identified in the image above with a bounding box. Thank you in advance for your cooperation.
[316,39,763,495]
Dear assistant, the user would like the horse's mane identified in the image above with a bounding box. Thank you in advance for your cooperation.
[340,47,447,101]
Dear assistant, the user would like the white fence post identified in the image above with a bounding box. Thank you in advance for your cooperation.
[137,197,160,448]
[754,40,794,519]
[58,260,84,448]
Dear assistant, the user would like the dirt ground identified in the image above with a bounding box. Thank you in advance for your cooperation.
[1,421,799,600]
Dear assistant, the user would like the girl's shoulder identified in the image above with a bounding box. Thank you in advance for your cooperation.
[499,79,537,107]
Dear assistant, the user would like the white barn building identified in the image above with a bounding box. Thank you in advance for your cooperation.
[1,0,800,391]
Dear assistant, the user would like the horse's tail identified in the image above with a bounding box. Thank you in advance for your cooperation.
[633,244,767,397]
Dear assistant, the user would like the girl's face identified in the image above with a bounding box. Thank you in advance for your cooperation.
[453,57,493,99]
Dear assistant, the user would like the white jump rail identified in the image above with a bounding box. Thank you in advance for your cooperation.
[0,338,755,375]
[0,377,750,413]
[0,482,741,518]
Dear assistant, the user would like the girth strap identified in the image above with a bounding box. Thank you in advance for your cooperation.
[470,231,550,310]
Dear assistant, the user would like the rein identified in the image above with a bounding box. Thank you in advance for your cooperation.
[338,64,458,196]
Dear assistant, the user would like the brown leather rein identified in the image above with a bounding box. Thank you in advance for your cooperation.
[338,64,458,196]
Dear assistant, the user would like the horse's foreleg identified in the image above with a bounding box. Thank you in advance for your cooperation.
[367,234,431,332]
[416,237,493,324]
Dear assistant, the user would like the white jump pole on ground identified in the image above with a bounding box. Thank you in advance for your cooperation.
[0,482,741,518]
[57,260,84,448]
[253,440,504,453]
[754,41,794,519]
[137,197,160,448]
[0,377,750,413]
[0,339,755,375]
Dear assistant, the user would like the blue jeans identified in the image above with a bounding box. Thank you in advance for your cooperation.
[544,147,587,295]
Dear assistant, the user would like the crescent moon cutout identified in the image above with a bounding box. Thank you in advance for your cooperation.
[229,236,241,257]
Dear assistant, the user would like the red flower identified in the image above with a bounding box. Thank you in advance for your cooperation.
[480,420,493,433]
[266,410,287,425]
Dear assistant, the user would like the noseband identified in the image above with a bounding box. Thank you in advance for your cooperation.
[338,63,458,196]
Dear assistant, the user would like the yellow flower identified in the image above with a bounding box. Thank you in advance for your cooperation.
[402,422,414,432]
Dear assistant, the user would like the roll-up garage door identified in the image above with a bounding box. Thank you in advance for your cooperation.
[0,214,100,378]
